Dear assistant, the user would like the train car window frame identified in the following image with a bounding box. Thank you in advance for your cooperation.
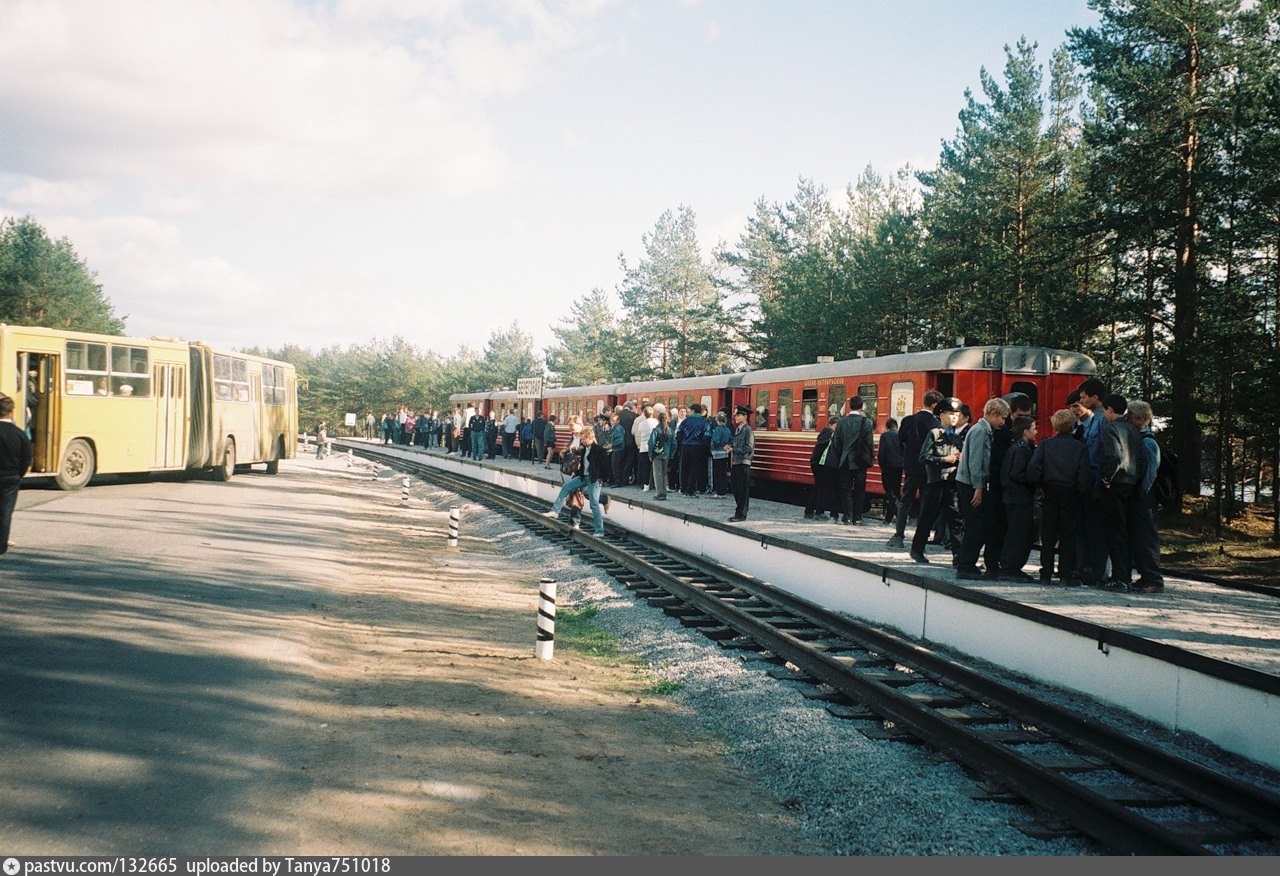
[755,389,770,430]
[777,388,793,431]
[801,388,818,431]
[828,383,846,418]
[858,383,878,423]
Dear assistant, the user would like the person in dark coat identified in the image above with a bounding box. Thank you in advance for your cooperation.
[888,390,944,547]
[542,427,610,535]
[1028,408,1092,584]
[828,396,874,525]
[997,416,1038,580]
[0,394,33,554]
[908,397,963,563]
[877,417,904,522]
[804,416,838,520]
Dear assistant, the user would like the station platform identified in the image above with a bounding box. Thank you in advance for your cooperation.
[340,438,1280,773]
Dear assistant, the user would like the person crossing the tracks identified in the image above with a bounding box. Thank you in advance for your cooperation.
[542,427,609,535]
[727,405,754,522]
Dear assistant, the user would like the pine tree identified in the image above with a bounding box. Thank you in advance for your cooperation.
[0,215,126,334]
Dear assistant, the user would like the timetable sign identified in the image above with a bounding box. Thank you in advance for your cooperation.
[517,377,543,399]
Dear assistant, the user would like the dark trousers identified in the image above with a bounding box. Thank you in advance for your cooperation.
[805,466,837,517]
[1077,492,1109,583]
[681,445,708,495]
[986,492,1008,571]
[881,466,903,521]
[1039,485,1081,579]
[732,463,751,518]
[622,443,638,485]
[0,475,20,553]
[612,448,627,487]
[669,445,681,489]
[1100,483,1136,583]
[893,471,927,537]
[712,456,729,495]
[998,501,1035,574]
[1130,491,1164,585]
[957,482,1001,572]
[837,468,867,522]
[911,479,955,554]
[502,432,515,457]
[637,452,652,491]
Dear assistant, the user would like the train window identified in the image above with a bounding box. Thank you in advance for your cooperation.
[684,395,696,409]
[890,381,914,423]
[668,395,678,410]
[828,384,846,417]
[755,389,770,430]
[801,389,818,430]
[700,394,712,414]
[858,383,878,423]
[778,389,793,430]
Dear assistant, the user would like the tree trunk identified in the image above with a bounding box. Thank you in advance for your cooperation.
[1170,36,1203,503]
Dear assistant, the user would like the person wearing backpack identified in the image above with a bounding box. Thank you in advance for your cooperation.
[648,410,674,500]
[1127,400,1164,593]
[805,415,839,520]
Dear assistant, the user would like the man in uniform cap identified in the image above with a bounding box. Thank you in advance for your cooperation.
[727,405,754,522]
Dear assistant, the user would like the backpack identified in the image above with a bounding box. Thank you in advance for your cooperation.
[652,426,667,457]
[560,448,582,477]
[1153,447,1181,509]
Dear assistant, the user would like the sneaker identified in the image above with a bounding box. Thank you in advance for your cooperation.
[592,530,605,537]
[956,567,983,580]
[642,485,649,492]
[885,535,905,549]
[571,521,581,530]
[909,551,930,565]
[542,510,559,518]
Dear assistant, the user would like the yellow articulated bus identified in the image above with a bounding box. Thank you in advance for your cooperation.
[5,324,299,490]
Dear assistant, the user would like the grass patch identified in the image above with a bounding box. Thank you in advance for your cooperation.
[554,605,624,660]
[554,605,686,697]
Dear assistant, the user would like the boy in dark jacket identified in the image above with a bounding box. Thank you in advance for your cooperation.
[1027,408,1091,584]
[877,417,904,522]
[997,416,1037,581]
[805,416,838,520]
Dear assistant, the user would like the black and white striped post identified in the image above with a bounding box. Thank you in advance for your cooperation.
[535,577,556,660]
[447,507,460,547]
[401,476,411,505]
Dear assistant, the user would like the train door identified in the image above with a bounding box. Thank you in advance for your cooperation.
[152,364,187,468]
[18,352,57,474]
[936,373,955,400]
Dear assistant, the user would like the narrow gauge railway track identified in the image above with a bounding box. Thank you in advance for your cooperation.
[347,444,1280,856]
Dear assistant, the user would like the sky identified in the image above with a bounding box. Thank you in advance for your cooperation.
[0,0,1098,359]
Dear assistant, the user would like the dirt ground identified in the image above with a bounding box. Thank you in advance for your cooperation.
[0,455,808,855]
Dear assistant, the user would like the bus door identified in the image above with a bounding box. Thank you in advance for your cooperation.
[251,373,263,459]
[152,363,186,468]
[18,352,58,474]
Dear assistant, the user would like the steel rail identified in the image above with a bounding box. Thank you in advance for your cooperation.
[343,444,1277,854]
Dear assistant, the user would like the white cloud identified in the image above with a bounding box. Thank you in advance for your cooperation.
[0,175,105,210]
[0,0,610,201]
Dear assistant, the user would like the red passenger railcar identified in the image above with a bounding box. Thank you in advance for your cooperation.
[452,346,1096,498]
[736,346,1096,495]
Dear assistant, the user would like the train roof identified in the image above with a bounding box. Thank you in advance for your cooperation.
[742,346,1095,385]
[612,373,749,395]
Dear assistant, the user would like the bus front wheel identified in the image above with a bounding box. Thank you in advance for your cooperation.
[213,438,235,482]
[55,439,96,491]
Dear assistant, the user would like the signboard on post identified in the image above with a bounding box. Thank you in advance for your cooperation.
[344,412,357,428]
[517,377,544,399]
